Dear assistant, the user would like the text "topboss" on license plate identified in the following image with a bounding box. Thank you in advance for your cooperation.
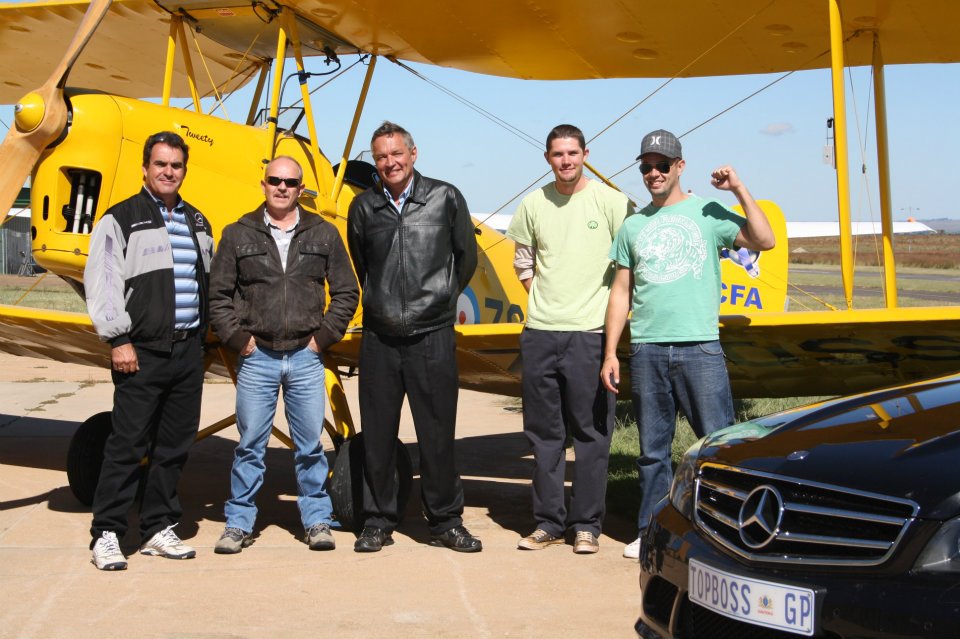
[688,559,815,636]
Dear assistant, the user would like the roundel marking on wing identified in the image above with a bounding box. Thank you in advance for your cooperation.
[457,287,480,325]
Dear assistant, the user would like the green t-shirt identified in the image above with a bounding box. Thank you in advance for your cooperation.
[610,195,744,342]
[507,180,633,330]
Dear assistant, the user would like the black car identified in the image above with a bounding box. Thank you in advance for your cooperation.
[637,373,960,638]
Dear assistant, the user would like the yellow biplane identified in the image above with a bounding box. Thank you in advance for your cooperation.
[1,0,959,510]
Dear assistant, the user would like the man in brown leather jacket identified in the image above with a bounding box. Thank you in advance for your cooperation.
[346,121,480,553]
[209,155,358,554]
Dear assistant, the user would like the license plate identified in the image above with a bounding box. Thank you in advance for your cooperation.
[688,559,815,636]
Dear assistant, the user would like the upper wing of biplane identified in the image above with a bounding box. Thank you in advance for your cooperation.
[4,0,960,105]
[270,0,960,78]
[0,0,264,104]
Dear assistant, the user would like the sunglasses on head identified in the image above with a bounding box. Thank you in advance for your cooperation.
[265,176,301,187]
[639,160,673,175]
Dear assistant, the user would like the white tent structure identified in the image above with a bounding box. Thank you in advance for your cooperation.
[478,213,934,239]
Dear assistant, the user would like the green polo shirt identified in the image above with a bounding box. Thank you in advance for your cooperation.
[508,180,633,330]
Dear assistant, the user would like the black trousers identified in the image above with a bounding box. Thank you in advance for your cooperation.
[358,327,464,535]
[520,328,615,537]
[90,334,204,543]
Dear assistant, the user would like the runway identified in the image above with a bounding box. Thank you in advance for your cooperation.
[0,353,639,639]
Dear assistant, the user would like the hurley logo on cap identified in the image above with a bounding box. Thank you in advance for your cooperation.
[637,129,682,160]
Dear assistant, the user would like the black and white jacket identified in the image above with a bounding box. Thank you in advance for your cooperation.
[84,188,214,351]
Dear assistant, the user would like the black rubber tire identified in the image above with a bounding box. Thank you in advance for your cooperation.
[330,432,413,533]
[66,412,113,506]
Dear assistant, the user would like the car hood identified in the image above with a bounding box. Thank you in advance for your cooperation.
[699,375,960,518]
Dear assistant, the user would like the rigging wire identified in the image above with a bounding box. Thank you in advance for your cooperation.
[387,57,543,150]
[845,60,884,294]
[186,21,229,119]
[383,0,782,241]
[288,55,366,108]
[587,0,777,147]
[200,25,268,113]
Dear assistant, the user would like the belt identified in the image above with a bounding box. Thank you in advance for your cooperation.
[172,328,199,342]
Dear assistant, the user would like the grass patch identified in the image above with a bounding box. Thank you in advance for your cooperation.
[786,264,960,310]
[606,396,827,524]
[0,288,87,313]
[790,234,960,270]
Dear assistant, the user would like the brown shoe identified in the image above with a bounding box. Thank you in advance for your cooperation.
[518,528,564,550]
[573,531,599,554]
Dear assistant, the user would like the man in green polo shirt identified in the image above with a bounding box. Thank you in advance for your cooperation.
[507,124,634,554]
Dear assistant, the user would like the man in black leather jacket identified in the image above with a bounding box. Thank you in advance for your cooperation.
[347,121,480,553]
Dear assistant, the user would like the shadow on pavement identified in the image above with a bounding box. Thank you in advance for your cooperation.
[0,416,636,546]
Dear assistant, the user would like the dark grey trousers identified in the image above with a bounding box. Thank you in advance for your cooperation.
[358,326,464,535]
[520,328,615,537]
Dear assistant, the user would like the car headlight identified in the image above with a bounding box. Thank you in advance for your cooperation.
[914,516,960,573]
[668,439,703,519]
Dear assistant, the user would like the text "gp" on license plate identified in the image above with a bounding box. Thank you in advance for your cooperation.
[688,559,815,636]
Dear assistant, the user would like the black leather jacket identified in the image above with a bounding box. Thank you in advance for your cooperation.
[209,207,359,353]
[347,171,477,337]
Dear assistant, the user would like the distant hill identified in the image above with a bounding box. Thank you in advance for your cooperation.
[921,219,960,234]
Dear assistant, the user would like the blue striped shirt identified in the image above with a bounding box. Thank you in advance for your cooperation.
[146,190,200,330]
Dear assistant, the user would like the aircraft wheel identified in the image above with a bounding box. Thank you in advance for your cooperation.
[330,432,412,533]
[66,411,113,506]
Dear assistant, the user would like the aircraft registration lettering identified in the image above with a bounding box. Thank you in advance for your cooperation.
[725,335,960,367]
[484,297,524,324]
[721,282,763,309]
[892,336,960,361]
[799,337,904,363]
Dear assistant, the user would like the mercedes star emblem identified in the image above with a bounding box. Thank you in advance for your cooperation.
[738,485,784,549]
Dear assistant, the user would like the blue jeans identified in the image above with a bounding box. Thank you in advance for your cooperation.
[225,345,333,532]
[629,341,734,534]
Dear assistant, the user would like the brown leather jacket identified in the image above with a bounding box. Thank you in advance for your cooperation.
[209,206,358,352]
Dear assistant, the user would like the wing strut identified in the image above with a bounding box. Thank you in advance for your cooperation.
[162,15,178,106]
[828,0,855,310]
[283,9,327,193]
[265,16,287,158]
[331,56,378,203]
[174,17,203,111]
[871,34,898,309]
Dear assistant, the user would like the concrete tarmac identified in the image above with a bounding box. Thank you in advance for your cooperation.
[0,353,640,638]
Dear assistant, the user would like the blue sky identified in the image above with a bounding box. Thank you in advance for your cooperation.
[4,50,959,222]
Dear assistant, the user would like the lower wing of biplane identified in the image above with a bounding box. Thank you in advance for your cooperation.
[4,292,960,401]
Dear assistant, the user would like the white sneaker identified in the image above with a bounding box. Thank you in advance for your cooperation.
[623,536,642,559]
[139,524,196,559]
[91,531,127,571]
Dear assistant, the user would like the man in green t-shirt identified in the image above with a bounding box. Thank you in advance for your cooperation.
[507,124,634,554]
[601,129,775,560]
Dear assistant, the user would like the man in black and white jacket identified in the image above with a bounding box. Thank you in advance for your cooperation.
[84,131,214,571]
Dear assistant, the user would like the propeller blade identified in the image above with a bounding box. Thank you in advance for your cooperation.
[0,128,50,220]
[0,0,113,217]
[48,0,114,92]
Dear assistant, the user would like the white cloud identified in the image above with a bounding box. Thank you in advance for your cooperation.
[760,123,795,136]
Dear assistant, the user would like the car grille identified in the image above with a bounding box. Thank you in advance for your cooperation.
[694,463,918,566]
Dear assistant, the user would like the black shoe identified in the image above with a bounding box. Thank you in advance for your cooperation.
[430,525,482,553]
[354,526,393,553]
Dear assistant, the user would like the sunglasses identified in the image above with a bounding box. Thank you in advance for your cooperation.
[265,176,301,187]
[639,161,673,175]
